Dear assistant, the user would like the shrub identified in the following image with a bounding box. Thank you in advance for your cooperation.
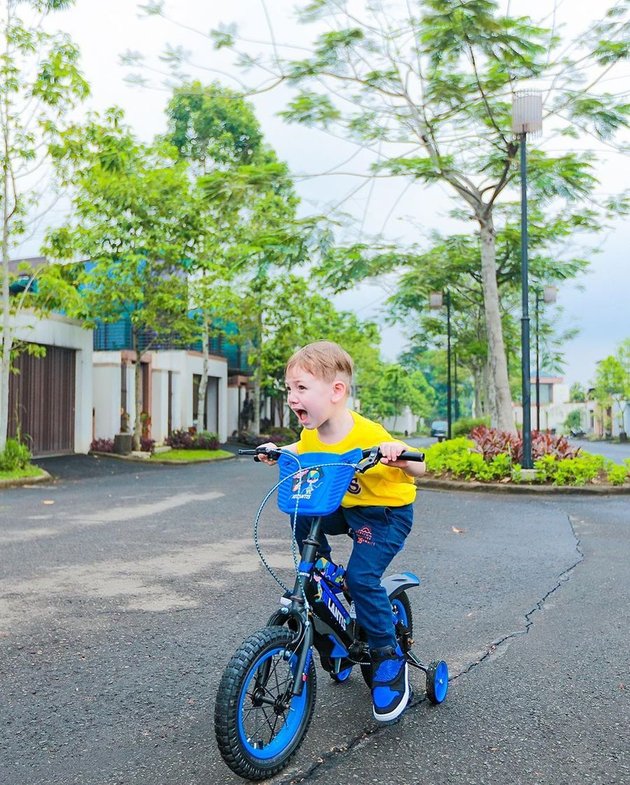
[424,438,475,476]
[90,438,114,453]
[234,426,298,447]
[140,437,156,453]
[423,427,626,486]
[452,416,490,438]
[166,429,196,449]
[534,453,606,486]
[166,429,218,450]
[0,438,32,471]
[470,426,580,463]
[607,464,628,486]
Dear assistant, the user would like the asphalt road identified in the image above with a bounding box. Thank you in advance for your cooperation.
[1,456,628,785]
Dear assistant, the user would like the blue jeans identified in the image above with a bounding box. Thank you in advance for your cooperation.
[291,504,414,650]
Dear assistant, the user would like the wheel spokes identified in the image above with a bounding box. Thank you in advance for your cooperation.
[242,650,296,746]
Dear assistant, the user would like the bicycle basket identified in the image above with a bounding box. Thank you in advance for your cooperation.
[277,448,363,516]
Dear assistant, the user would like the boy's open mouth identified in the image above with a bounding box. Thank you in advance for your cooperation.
[294,407,308,424]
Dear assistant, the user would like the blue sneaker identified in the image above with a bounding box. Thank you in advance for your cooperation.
[370,644,410,722]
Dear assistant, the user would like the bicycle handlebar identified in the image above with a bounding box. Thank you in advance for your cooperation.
[238,446,425,465]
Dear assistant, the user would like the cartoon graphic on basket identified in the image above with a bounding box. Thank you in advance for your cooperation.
[291,466,323,499]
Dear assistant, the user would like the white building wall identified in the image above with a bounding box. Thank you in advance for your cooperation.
[146,350,228,443]
[92,349,228,444]
[382,407,419,436]
[14,310,93,453]
[93,355,122,439]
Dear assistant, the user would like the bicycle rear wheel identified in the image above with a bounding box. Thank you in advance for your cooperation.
[360,591,413,687]
[214,626,316,780]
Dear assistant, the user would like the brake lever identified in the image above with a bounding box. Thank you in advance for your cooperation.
[254,447,282,462]
[356,446,382,474]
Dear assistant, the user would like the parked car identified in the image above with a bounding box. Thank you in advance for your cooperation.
[430,420,448,440]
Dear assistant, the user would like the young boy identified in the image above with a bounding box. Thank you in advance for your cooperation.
[259,340,425,723]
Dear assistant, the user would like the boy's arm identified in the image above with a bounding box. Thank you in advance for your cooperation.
[378,441,426,477]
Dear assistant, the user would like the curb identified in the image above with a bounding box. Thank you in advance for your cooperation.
[416,477,630,495]
[0,469,52,489]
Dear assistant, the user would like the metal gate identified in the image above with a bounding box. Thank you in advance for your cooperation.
[8,345,76,456]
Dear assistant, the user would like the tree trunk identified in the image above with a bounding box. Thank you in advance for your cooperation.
[473,367,484,418]
[478,214,516,433]
[253,364,262,437]
[197,314,209,431]
[133,356,142,451]
[1,168,12,452]
[0,265,11,452]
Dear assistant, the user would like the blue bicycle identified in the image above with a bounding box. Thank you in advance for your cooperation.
[214,446,448,781]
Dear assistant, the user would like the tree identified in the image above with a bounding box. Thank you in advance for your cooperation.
[378,202,584,416]
[163,81,286,430]
[593,339,630,436]
[592,354,627,437]
[46,110,207,449]
[255,274,386,427]
[357,363,434,427]
[203,0,629,431]
[569,382,587,403]
[0,0,88,450]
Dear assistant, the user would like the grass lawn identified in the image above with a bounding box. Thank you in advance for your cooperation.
[0,465,46,482]
[150,449,234,462]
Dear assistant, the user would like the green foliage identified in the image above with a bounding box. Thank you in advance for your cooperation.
[424,437,627,486]
[569,383,587,402]
[424,437,514,481]
[1,0,90,450]
[0,438,32,471]
[358,364,434,424]
[607,464,629,486]
[564,410,583,432]
[165,81,263,170]
[534,453,606,486]
[452,416,490,438]
[424,437,474,476]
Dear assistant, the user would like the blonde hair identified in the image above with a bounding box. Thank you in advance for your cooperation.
[286,341,353,386]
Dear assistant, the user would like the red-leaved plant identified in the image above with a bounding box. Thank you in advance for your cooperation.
[470,426,580,464]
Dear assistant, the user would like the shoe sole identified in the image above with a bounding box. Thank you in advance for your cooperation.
[372,664,410,723]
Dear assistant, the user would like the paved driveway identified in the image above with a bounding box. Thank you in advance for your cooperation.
[1,457,628,785]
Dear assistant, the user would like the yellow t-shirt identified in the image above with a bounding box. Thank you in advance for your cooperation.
[296,410,418,508]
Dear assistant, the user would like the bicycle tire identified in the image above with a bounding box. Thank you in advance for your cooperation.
[214,626,316,780]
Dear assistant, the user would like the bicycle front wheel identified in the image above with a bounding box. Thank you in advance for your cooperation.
[214,626,317,781]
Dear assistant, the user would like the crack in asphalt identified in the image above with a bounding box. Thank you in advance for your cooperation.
[453,512,584,680]
[272,512,585,785]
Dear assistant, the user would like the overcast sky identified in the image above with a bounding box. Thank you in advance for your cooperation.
[26,0,630,387]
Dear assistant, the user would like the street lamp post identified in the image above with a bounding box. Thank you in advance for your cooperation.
[534,285,558,432]
[512,91,542,470]
[430,290,452,439]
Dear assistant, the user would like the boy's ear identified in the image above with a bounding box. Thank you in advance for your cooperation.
[331,379,348,401]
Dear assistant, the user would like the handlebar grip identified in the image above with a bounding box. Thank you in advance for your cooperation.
[399,451,425,462]
[360,447,425,462]
[238,447,282,462]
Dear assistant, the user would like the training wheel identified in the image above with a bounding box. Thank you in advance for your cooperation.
[330,665,353,683]
[426,659,448,704]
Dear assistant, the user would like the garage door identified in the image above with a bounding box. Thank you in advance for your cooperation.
[8,345,76,456]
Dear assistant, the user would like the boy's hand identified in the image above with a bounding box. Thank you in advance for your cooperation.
[256,442,279,465]
[379,441,426,477]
